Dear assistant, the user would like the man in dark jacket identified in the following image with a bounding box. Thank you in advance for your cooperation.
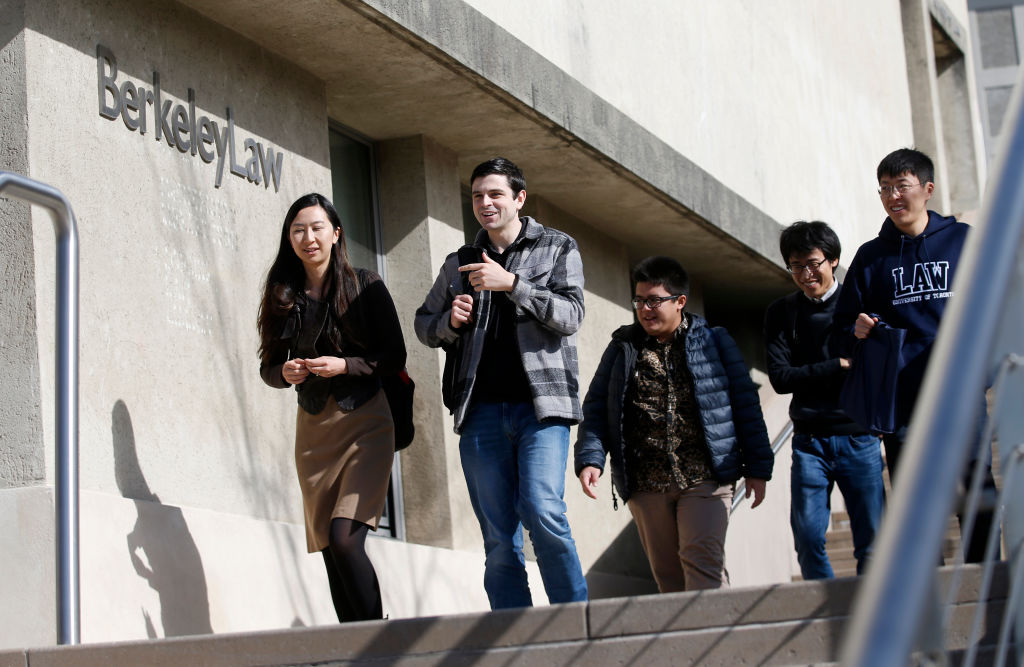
[415,157,588,609]
[835,148,995,562]
[765,221,884,579]
[574,256,774,592]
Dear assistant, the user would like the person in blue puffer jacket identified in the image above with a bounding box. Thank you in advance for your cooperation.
[574,256,774,592]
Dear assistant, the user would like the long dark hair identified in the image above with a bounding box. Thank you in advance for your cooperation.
[257,193,361,363]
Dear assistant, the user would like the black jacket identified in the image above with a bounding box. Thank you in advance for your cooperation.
[260,268,407,413]
[764,287,864,436]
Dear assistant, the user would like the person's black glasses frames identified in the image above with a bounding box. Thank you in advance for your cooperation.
[787,259,827,274]
[632,295,682,310]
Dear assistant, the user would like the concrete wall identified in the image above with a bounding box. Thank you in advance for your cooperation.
[0,0,45,490]
[1,0,328,646]
[463,0,920,253]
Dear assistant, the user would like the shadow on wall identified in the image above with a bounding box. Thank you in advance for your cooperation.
[112,399,213,637]
[585,520,658,599]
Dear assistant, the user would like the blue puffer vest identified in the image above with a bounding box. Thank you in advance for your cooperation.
[574,314,773,505]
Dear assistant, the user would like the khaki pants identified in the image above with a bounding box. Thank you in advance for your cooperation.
[627,481,734,592]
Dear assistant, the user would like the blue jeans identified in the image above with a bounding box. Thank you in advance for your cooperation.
[459,401,589,609]
[790,432,885,579]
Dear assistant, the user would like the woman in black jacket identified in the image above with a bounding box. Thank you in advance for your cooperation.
[257,193,406,622]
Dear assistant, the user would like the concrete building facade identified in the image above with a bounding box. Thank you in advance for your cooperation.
[0,0,986,648]
[969,0,1024,163]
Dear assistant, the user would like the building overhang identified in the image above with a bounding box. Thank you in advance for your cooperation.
[177,0,793,306]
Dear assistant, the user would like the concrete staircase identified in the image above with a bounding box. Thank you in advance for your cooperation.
[1,563,1008,666]
[822,449,1000,579]
[823,511,962,578]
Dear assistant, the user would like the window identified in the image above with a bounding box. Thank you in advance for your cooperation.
[329,127,380,272]
[328,124,405,540]
[971,4,1024,162]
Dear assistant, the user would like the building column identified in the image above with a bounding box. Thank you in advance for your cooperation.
[376,135,478,551]
[0,6,59,647]
[901,0,984,214]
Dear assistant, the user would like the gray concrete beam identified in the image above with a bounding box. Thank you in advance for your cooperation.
[173,0,793,304]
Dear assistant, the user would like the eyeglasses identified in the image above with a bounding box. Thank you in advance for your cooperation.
[632,294,682,309]
[878,182,923,197]
[787,259,828,274]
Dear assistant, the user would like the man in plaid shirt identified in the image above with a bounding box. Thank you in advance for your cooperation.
[415,157,588,609]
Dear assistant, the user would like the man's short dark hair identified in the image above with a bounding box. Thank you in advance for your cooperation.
[632,256,690,297]
[470,157,526,196]
[877,148,934,185]
[779,221,841,264]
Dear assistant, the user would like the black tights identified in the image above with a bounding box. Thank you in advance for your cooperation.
[321,517,383,622]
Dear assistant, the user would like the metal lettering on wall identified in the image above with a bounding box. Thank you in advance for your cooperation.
[96,44,285,193]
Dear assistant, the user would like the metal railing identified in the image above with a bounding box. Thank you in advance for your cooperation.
[839,68,1024,665]
[0,172,80,645]
[732,420,793,514]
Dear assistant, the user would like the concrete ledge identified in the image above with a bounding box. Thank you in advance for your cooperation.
[11,564,1008,666]
[348,0,790,297]
[21,603,587,667]
[355,0,782,255]
[588,577,858,638]
[451,617,848,667]
[0,651,26,667]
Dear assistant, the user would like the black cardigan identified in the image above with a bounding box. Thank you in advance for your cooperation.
[260,268,407,413]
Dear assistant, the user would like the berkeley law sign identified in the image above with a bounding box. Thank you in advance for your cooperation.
[96,45,284,192]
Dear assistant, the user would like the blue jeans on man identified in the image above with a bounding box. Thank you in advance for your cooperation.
[459,401,589,609]
[790,432,885,579]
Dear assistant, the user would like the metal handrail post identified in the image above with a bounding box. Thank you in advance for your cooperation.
[839,70,1024,665]
[0,171,80,645]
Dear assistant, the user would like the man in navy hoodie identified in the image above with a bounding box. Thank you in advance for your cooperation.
[835,148,994,562]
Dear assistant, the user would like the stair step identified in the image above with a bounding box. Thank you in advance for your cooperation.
[801,508,966,584]
[1,564,1007,666]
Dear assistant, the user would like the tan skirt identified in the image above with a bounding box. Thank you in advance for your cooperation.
[294,389,395,553]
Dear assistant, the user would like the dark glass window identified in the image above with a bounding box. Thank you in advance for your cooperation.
[329,129,379,271]
[327,124,403,539]
[978,8,1019,69]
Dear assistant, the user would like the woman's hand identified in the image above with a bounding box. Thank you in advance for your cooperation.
[305,356,348,378]
[283,359,309,385]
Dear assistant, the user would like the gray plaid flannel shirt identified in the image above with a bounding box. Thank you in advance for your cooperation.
[414,217,585,433]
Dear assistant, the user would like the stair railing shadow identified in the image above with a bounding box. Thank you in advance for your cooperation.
[693,588,841,666]
[316,603,573,665]
[585,520,658,598]
[580,580,851,666]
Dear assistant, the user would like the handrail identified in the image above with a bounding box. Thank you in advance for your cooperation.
[731,420,793,514]
[946,354,1020,664]
[839,67,1024,665]
[0,172,80,645]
